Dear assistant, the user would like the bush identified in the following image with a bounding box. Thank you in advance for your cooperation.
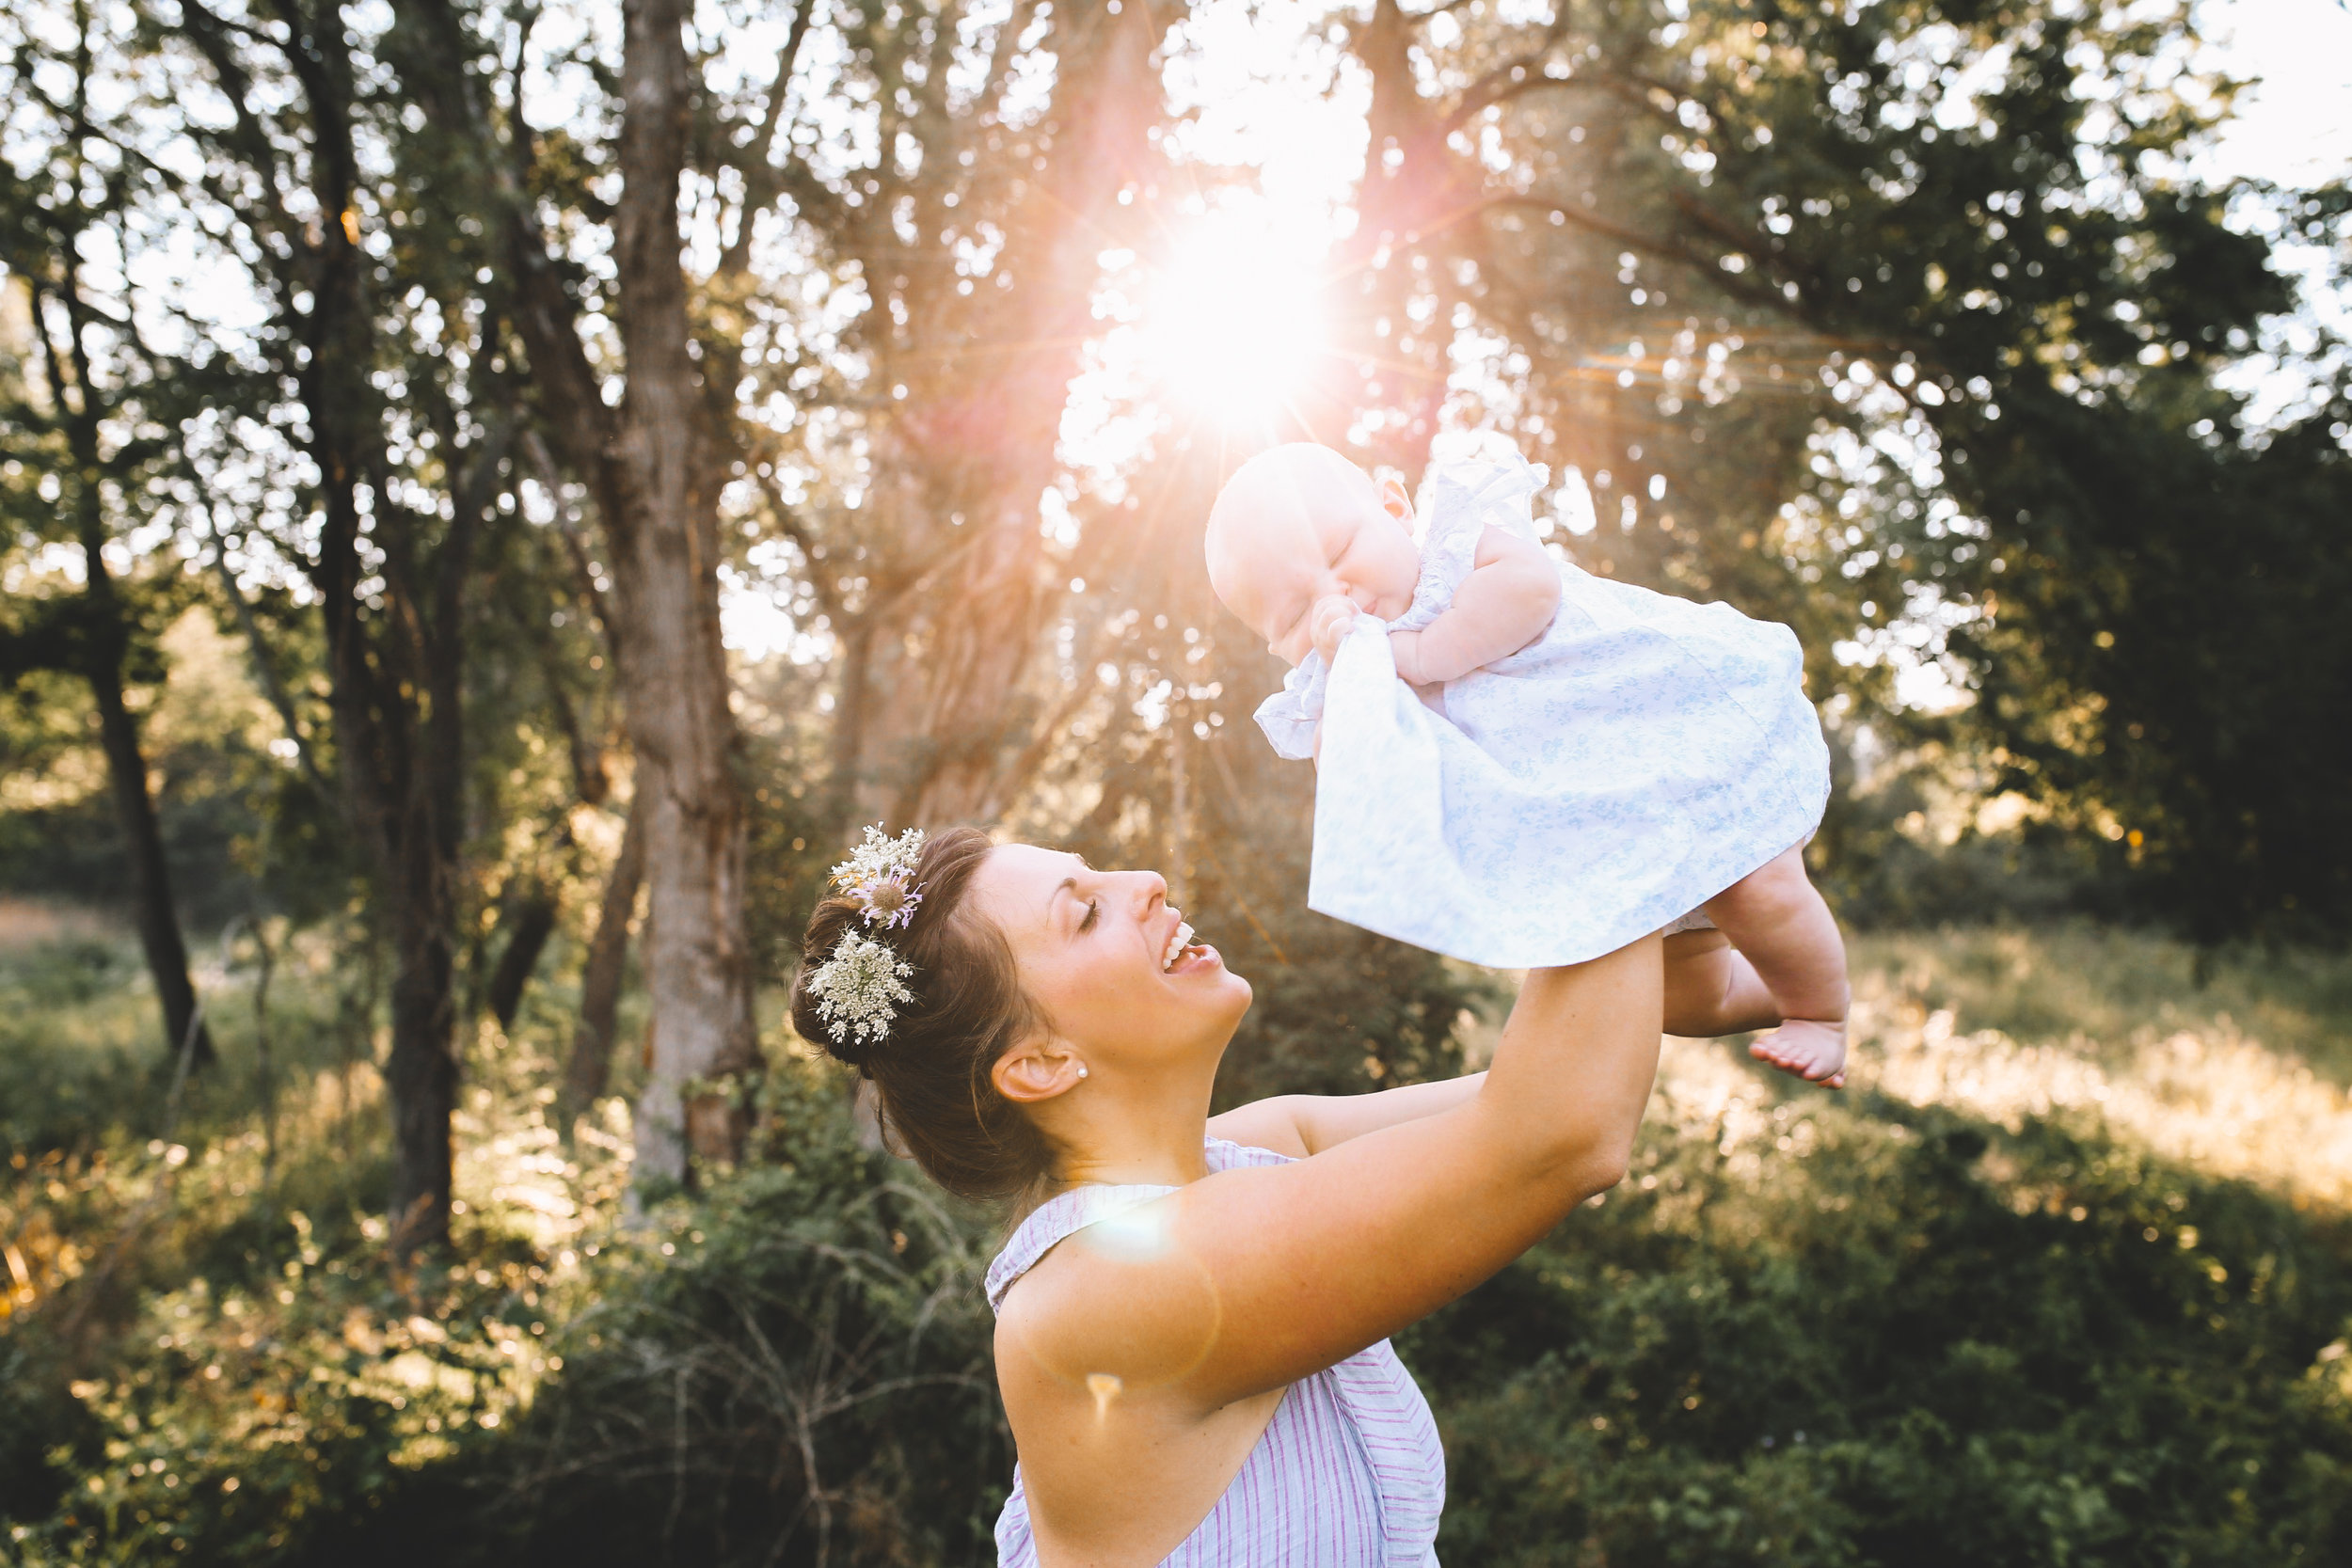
[469,1066,1008,1568]
[3,1063,1009,1568]
[11,932,2352,1567]
[1415,1079,2352,1567]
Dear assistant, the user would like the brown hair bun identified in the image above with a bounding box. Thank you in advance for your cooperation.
[789,827,1057,1205]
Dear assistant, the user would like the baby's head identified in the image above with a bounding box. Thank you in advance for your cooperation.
[1203,444,1420,667]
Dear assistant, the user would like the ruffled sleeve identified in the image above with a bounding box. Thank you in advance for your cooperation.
[1203,1135,1293,1172]
[1390,452,1550,635]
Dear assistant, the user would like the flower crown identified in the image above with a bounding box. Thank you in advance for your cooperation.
[806,825,927,1049]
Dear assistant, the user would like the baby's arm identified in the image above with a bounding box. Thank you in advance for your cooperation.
[1388,526,1561,687]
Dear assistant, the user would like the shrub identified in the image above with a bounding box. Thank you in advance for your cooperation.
[1416,1081,2352,1567]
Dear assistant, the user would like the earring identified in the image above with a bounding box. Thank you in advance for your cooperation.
[1075,1065,1089,1080]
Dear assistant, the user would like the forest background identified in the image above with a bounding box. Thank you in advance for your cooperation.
[3,0,2350,1560]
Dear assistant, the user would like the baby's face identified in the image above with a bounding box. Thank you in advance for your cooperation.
[1206,454,1421,667]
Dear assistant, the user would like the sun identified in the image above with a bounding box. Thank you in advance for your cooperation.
[1136,202,1333,434]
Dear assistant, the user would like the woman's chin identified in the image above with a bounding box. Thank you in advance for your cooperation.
[1159,943,1251,1017]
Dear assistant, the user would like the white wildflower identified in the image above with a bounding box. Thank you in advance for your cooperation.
[807,930,917,1047]
[833,823,928,930]
[832,825,925,894]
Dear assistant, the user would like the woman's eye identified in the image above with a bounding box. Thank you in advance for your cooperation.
[1079,898,1100,933]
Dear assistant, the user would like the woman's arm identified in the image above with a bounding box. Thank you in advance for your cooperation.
[999,937,1661,1412]
[1388,526,1560,686]
[1207,1074,1486,1158]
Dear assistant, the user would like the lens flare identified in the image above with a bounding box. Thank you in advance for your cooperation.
[1139,207,1331,432]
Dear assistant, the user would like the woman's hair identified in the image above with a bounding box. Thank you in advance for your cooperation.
[789,827,1057,1205]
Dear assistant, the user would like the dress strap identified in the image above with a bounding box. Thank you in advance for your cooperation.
[983,1137,1291,1315]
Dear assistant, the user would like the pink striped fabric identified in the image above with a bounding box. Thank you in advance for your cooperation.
[986,1137,1445,1567]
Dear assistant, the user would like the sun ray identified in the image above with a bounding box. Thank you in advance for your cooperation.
[1135,201,1338,438]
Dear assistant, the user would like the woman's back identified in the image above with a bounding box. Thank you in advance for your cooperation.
[988,1138,1444,1567]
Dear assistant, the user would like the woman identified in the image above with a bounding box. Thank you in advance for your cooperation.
[791,827,1663,1566]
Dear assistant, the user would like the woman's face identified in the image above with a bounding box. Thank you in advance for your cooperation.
[971,843,1252,1073]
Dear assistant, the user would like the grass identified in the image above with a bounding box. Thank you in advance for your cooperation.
[1851,923,2352,1085]
[1845,924,2352,1209]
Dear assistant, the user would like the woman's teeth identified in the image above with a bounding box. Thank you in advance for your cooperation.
[1161,922,1196,972]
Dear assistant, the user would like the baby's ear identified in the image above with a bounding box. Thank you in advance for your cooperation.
[1378,476,1415,526]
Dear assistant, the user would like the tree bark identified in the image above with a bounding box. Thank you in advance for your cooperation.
[607,0,762,1183]
[559,787,648,1128]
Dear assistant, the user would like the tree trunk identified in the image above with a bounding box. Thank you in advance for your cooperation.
[559,787,647,1128]
[87,666,215,1072]
[609,0,760,1185]
[383,876,457,1251]
[32,275,216,1073]
[485,883,559,1033]
[853,0,1169,829]
[827,617,875,841]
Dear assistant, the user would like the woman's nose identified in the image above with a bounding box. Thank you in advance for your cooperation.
[1125,870,1168,913]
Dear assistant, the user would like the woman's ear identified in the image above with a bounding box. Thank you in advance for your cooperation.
[1379,476,1415,527]
[992,1036,1086,1104]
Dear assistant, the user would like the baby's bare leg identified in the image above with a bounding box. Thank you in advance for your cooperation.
[1661,928,1781,1036]
[1702,846,1850,1087]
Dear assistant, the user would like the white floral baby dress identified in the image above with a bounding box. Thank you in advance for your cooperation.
[1254,453,1831,968]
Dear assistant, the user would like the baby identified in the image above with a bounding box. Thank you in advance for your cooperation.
[1205,443,1851,1085]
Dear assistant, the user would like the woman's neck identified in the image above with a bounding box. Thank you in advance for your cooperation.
[1041,1061,1218,1193]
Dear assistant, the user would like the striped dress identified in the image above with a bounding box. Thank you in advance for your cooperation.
[986,1136,1446,1567]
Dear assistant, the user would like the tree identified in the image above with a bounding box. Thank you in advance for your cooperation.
[0,27,216,1073]
[1319,0,2352,935]
[371,0,765,1188]
[691,0,1180,835]
[140,0,533,1247]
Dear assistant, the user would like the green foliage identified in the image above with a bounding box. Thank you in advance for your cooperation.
[471,1065,1009,1568]
[1416,1088,2352,1567]
[1386,0,2352,938]
[2,1055,1009,1568]
[8,932,2352,1565]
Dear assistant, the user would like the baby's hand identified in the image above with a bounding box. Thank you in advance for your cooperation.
[1310,594,1359,663]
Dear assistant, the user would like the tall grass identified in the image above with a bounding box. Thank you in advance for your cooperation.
[1849,924,2352,1207]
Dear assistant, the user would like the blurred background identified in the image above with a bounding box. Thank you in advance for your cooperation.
[3,0,2349,1560]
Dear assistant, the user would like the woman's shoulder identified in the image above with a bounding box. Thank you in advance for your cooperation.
[987,1138,1291,1314]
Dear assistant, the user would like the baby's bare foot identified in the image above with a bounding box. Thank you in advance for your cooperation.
[1749,1018,1847,1088]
